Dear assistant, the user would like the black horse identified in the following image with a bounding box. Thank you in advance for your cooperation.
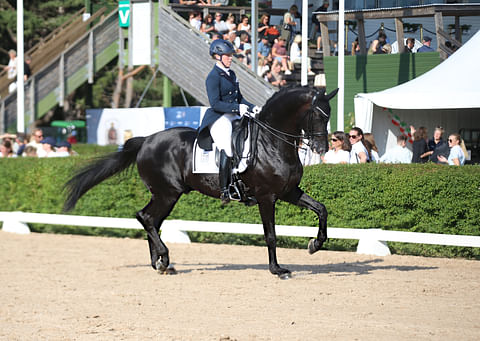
[64,85,338,279]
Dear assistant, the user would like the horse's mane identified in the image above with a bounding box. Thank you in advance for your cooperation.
[260,85,316,122]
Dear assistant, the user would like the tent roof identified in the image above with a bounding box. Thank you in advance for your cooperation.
[355,30,480,110]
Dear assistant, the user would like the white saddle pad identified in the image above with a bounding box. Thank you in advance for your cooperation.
[193,136,251,174]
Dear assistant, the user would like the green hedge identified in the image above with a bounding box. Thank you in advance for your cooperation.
[1,149,479,258]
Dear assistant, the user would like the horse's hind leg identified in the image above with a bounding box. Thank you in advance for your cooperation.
[136,193,181,273]
[281,187,327,254]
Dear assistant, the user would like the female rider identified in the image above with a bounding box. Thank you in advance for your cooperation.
[197,39,260,205]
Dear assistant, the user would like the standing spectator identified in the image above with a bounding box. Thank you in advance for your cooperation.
[426,126,448,163]
[5,49,17,93]
[410,125,429,163]
[281,5,299,47]
[0,139,16,158]
[405,37,415,53]
[363,133,380,163]
[322,131,350,164]
[272,37,291,75]
[290,35,315,76]
[311,0,329,50]
[237,15,250,33]
[24,55,32,81]
[417,36,434,53]
[348,127,370,163]
[437,134,466,165]
[379,135,412,164]
[201,14,216,38]
[369,31,387,54]
[39,136,57,158]
[27,128,47,157]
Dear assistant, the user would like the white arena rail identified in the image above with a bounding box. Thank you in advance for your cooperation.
[1,211,480,256]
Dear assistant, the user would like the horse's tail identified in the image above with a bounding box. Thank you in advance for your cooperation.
[63,136,146,212]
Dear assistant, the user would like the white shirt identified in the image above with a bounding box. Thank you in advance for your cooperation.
[380,145,412,164]
[323,149,350,164]
[447,145,465,165]
[350,142,369,164]
[290,42,301,60]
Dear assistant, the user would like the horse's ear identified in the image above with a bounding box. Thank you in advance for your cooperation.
[325,88,339,102]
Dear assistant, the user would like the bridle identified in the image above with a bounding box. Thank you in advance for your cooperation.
[250,91,330,151]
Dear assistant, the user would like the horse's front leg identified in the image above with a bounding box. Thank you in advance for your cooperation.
[281,187,327,254]
[258,199,292,279]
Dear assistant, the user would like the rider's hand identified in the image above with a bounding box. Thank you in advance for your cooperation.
[252,106,262,116]
[239,104,249,117]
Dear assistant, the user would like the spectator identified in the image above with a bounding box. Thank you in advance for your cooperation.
[258,14,279,46]
[258,36,272,61]
[257,58,270,77]
[237,32,251,59]
[201,14,216,38]
[23,145,37,157]
[189,11,202,31]
[405,37,415,53]
[272,37,291,75]
[225,31,237,50]
[27,128,47,157]
[56,141,73,157]
[417,36,434,53]
[211,32,223,41]
[351,37,360,55]
[382,43,392,54]
[369,31,387,54]
[225,13,236,32]
[426,126,448,163]
[5,49,17,93]
[281,5,299,47]
[265,62,286,87]
[410,125,429,163]
[237,15,250,33]
[39,136,57,158]
[379,135,412,164]
[24,55,32,81]
[0,139,16,158]
[437,133,466,166]
[290,35,315,76]
[363,133,380,163]
[15,133,27,156]
[311,0,329,50]
[214,12,229,35]
[348,127,370,163]
[67,130,78,144]
[322,131,350,164]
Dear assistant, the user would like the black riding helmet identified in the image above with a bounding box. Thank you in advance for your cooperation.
[209,39,235,57]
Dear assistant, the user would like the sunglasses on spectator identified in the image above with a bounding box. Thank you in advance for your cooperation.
[331,138,338,142]
[448,139,455,142]
[349,135,358,139]
[35,134,43,138]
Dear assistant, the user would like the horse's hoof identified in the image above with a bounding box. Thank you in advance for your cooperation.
[308,238,320,254]
[156,261,176,275]
[278,271,292,280]
[165,264,177,275]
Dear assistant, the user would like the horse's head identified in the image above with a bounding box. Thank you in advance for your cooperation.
[301,88,338,155]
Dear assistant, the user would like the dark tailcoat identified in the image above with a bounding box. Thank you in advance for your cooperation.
[197,65,254,150]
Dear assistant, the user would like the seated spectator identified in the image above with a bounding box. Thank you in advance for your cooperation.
[380,135,412,163]
[410,125,429,163]
[27,128,47,157]
[201,14,215,38]
[39,136,57,158]
[189,11,202,31]
[237,15,250,33]
[369,31,387,54]
[225,13,236,32]
[437,134,466,165]
[0,139,16,158]
[257,56,271,77]
[272,37,291,75]
[349,127,370,163]
[56,141,77,157]
[23,145,38,157]
[382,43,392,54]
[289,35,315,76]
[417,36,434,53]
[264,63,286,87]
[351,37,360,55]
[225,31,238,50]
[258,14,279,46]
[363,133,380,163]
[15,133,27,156]
[321,131,350,164]
[214,12,229,35]
[258,36,271,60]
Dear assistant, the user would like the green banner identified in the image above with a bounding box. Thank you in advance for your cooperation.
[118,0,130,28]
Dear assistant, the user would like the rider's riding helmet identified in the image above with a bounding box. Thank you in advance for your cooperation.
[209,39,235,57]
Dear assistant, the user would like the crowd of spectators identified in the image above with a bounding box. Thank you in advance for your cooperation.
[0,129,76,158]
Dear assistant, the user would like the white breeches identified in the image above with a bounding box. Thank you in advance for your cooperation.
[209,113,240,157]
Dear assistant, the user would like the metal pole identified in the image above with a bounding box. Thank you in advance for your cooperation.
[17,0,25,133]
[337,0,345,132]
[162,0,172,107]
[251,0,258,76]
[301,0,308,85]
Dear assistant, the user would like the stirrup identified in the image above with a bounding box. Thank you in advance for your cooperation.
[220,190,231,205]
[228,183,242,201]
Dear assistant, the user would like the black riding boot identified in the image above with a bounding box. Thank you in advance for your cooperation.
[219,149,232,205]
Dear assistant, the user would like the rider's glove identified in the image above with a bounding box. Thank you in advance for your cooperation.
[239,104,249,117]
[252,106,262,116]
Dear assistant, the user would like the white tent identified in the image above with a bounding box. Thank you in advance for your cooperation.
[354,30,480,156]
